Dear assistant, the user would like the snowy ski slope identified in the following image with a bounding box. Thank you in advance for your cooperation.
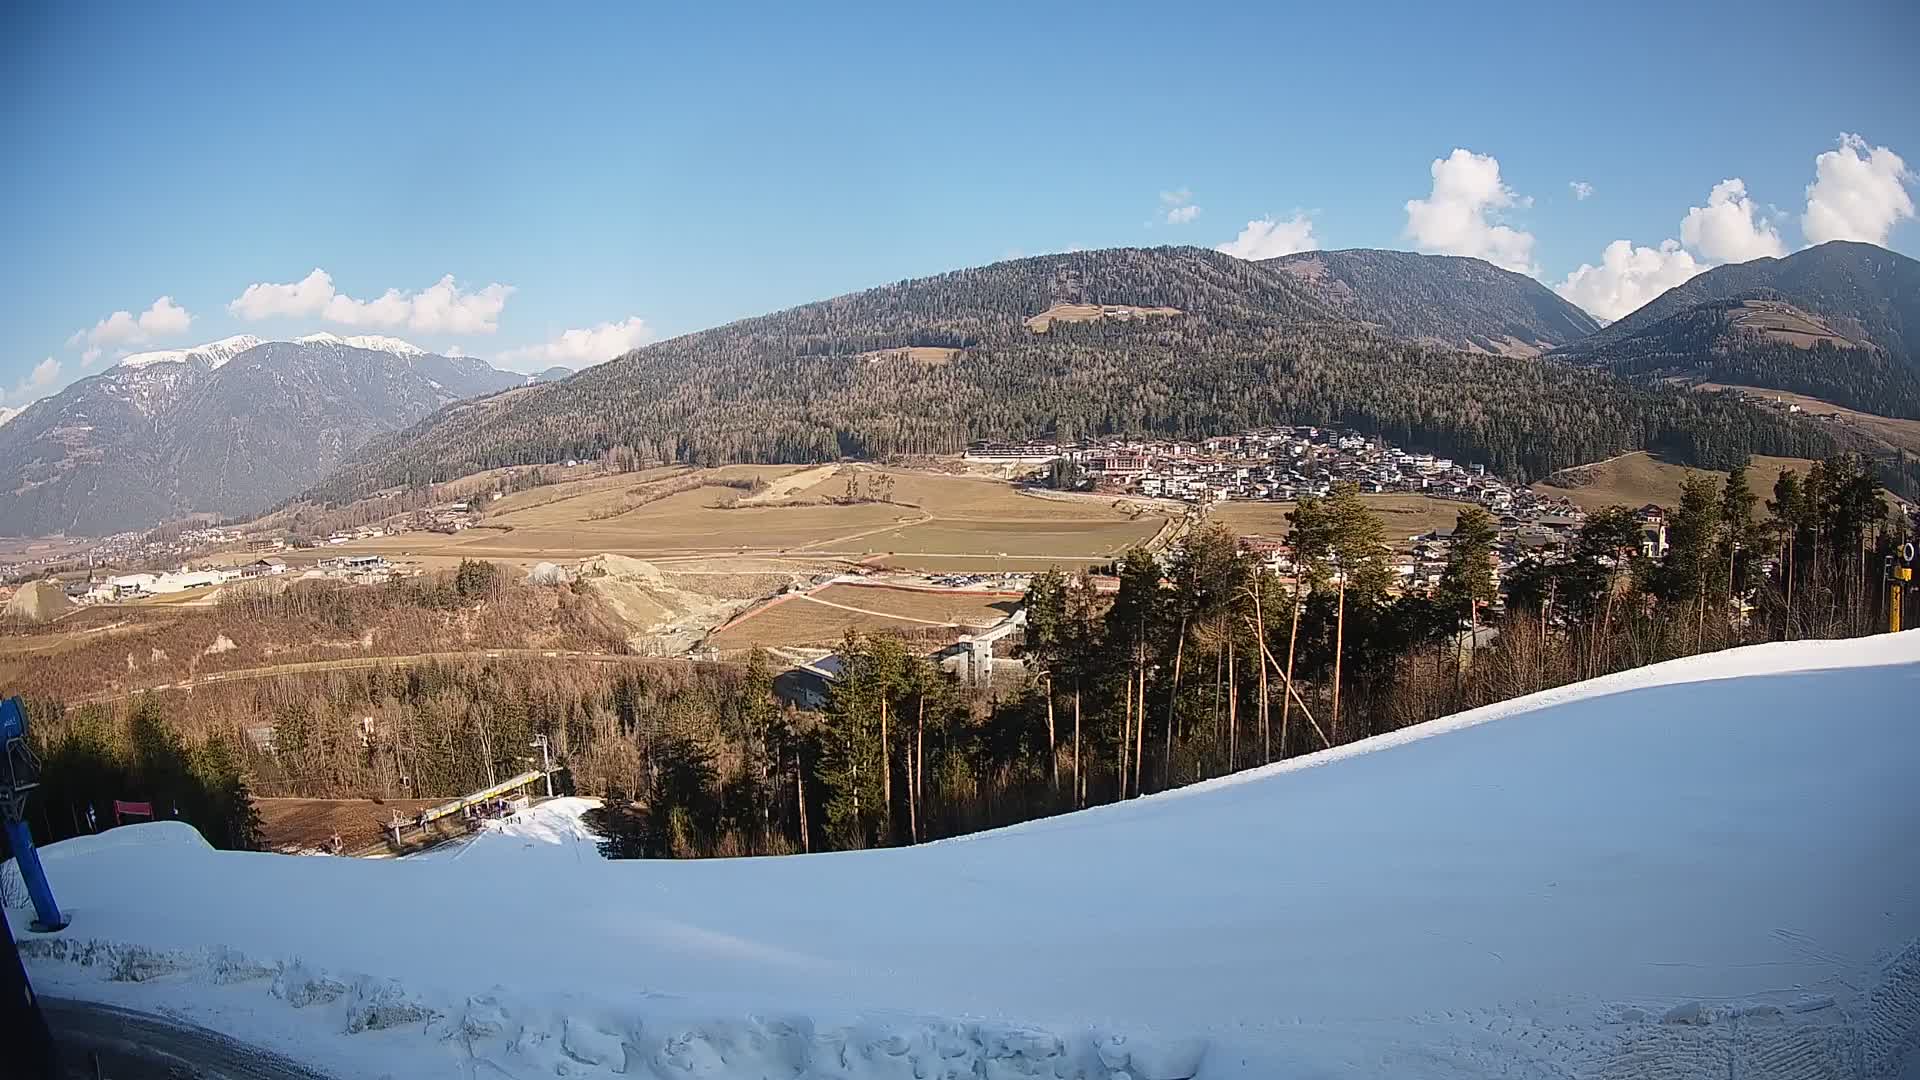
[9,633,1920,1078]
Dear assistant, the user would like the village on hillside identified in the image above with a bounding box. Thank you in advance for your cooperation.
[971,426,1672,594]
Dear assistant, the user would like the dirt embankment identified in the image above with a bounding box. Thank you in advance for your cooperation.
[579,554,831,654]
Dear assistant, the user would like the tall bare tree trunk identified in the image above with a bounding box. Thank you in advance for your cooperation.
[911,693,925,843]
[1044,674,1057,795]
[1252,591,1269,764]
[1211,637,1224,750]
[1597,565,1618,679]
[880,696,891,842]
[1281,594,1301,760]
[1072,685,1083,808]
[1784,534,1794,639]
[1259,632,1329,750]
[794,749,809,853]
[1164,616,1188,789]
[1133,660,1146,796]
[1227,632,1237,771]
[915,697,925,841]
[1120,671,1132,800]
[1331,579,1346,744]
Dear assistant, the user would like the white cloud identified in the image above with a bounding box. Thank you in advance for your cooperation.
[4,356,63,407]
[1802,133,1915,246]
[1570,181,1594,201]
[80,346,103,368]
[70,296,195,350]
[1554,239,1703,322]
[229,270,516,334]
[1403,148,1536,273]
[1215,213,1318,260]
[498,317,654,371]
[1156,189,1202,225]
[1679,178,1785,263]
[228,268,337,320]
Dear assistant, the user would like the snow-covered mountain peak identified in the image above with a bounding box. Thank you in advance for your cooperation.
[295,332,428,358]
[115,334,266,371]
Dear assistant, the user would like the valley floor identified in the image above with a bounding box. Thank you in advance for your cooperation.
[9,634,1919,1078]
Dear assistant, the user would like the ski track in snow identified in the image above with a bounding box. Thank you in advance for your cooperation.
[11,635,1920,1079]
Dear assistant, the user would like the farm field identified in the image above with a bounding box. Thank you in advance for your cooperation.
[1532,451,1815,514]
[807,583,1018,625]
[1209,494,1468,550]
[828,518,1160,559]
[867,554,1117,572]
[313,464,1171,571]
[245,464,1170,655]
[707,582,1018,651]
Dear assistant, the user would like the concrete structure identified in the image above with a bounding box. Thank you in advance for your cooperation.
[941,608,1027,689]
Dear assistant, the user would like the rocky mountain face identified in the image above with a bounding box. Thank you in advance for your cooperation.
[0,337,522,536]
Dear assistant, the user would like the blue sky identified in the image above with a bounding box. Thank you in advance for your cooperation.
[3,1,1916,406]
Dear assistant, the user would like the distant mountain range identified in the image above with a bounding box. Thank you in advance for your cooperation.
[310,246,1836,507]
[0,335,526,536]
[1265,248,1600,355]
[1557,241,1920,419]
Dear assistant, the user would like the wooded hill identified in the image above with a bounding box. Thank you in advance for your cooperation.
[1569,242,1920,367]
[1564,294,1920,420]
[1265,247,1600,355]
[310,246,1838,502]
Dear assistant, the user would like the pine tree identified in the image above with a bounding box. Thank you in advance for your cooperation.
[1438,505,1500,670]
[1018,567,1068,793]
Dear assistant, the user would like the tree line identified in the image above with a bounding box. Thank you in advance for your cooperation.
[636,452,1910,856]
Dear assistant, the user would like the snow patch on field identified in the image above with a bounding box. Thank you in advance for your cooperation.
[11,634,1920,1078]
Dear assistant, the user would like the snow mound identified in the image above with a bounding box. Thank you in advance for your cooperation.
[4,821,211,910]
[12,634,1920,1079]
[525,560,572,585]
[412,796,604,863]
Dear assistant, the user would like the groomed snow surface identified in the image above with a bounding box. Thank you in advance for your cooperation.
[10,634,1920,1078]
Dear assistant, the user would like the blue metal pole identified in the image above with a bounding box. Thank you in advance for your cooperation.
[3,821,64,933]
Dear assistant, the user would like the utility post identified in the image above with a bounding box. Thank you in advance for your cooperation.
[0,698,66,933]
[1890,542,1915,634]
[530,734,553,798]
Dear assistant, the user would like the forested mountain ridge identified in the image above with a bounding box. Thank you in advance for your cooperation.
[1562,241,1920,375]
[1562,294,1920,420]
[0,338,523,536]
[311,246,1842,503]
[1264,248,1601,355]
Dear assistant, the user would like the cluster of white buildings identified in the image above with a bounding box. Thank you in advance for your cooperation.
[1062,428,1540,512]
[82,558,288,601]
